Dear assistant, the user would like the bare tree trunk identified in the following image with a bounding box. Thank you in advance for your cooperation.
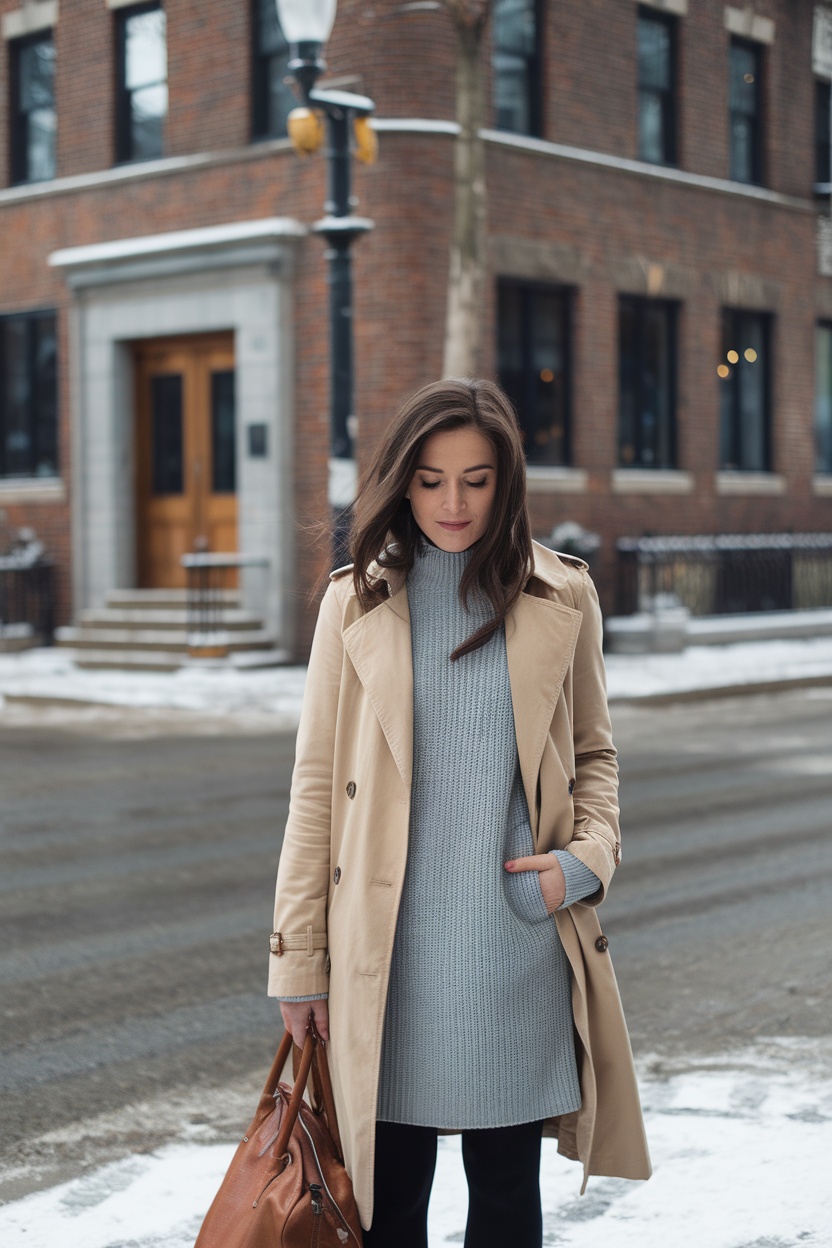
[442,3,489,379]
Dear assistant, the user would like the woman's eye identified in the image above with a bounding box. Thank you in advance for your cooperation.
[419,479,441,490]
[466,478,488,488]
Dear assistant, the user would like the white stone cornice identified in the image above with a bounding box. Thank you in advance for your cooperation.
[2,1,58,40]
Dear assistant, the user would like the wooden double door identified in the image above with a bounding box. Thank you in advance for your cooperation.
[134,333,237,588]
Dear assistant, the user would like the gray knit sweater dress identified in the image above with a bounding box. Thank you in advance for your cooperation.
[375,540,600,1129]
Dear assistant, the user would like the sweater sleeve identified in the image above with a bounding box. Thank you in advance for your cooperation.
[276,993,330,1003]
[550,849,601,909]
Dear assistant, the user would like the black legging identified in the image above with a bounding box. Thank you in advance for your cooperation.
[362,1119,544,1248]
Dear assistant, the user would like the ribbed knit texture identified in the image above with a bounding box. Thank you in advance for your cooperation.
[376,539,599,1129]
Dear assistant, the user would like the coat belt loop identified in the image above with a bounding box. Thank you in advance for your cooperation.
[306,924,314,957]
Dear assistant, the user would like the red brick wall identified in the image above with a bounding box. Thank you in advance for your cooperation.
[0,0,829,643]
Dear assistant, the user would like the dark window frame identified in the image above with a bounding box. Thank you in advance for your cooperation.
[617,295,678,470]
[251,0,294,141]
[492,0,544,139]
[496,277,573,467]
[815,321,832,474]
[719,307,772,472]
[115,0,167,165]
[0,309,59,480]
[815,78,831,193]
[729,35,764,186]
[9,29,57,185]
[636,5,678,166]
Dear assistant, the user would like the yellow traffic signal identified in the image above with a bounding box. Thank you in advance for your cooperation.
[353,115,378,165]
[287,107,325,156]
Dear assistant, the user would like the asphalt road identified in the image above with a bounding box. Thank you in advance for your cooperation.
[1,688,830,1200]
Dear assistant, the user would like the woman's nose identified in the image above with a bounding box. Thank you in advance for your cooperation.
[444,485,465,513]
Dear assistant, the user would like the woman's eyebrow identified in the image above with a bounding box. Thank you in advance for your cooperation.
[415,463,495,472]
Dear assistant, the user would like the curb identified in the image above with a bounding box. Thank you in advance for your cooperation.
[608,671,832,706]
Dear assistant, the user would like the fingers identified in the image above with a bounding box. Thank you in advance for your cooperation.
[279,999,330,1048]
[504,853,558,873]
[313,999,330,1043]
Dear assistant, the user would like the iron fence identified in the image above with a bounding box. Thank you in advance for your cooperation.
[0,559,55,643]
[616,533,832,616]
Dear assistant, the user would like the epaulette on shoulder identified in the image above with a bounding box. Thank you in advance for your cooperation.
[551,549,589,572]
[329,563,354,581]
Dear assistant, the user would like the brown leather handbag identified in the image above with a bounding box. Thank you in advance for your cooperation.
[194,1020,363,1247]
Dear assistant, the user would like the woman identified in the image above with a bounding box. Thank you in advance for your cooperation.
[269,378,650,1246]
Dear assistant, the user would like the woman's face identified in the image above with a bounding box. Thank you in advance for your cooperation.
[405,427,498,552]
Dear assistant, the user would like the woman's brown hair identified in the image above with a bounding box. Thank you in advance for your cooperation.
[350,377,533,660]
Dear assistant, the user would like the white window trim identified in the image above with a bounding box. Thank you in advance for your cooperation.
[612,468,694,494]
[106,0,151,9]
[525,466,588,494]
[639,0,688,16]
[813,474,832,496]
[724,6,775,45]
[2,1,58,40]
[714,471,785,495]
[0,477,65,504]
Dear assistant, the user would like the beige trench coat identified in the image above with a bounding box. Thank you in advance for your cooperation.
[268,540,651,1229]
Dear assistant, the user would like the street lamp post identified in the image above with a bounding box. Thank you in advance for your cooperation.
[275,0,376,563]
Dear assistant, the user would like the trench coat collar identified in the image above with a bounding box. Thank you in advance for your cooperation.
[336,542,583,816]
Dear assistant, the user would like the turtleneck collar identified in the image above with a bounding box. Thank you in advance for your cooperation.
[407,537,475,595]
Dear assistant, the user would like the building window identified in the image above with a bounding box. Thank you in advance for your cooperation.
[815,324,832,473]
[816,79,831,190]
[0,312,58,479]
[719,309,770,471]
[618,297,677,469]
[115,3,167,163]
[252,0,295,140]
[9,32,56,184]
[497,280,570,466]
[637,7,676,166]
[492,0,541,137]
[729,37,762,184]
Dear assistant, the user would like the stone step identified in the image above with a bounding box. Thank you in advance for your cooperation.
[55,626,278,653]
[66,647,290,672]
[70,650,184,672]
[105,588,241,610]
[78,608,263,631]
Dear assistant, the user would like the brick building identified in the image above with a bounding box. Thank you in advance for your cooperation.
[1,0,831,656]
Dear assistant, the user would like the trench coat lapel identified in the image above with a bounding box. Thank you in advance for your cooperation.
[505,589,583,832]
[342,582,414,791]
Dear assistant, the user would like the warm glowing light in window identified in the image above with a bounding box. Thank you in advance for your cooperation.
[743,73,755,84]
[727,350,739,364]
[540,368,554,383]
[717,364,730,379]
[744,348,758,363]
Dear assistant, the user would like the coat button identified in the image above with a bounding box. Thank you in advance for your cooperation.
[568,778,575,795]
[346,781,356,799]
[333,866,341,884]
[595,935,609,953]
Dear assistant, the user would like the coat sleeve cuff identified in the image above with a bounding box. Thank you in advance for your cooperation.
[550,849,602,909]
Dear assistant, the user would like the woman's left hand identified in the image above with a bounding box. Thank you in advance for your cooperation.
[504,854,566,915]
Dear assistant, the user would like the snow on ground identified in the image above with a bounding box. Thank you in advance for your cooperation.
[1,1042,830,1248]
[2,635,832,726]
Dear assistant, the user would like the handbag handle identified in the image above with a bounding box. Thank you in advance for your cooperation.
[269,1014,346,1165]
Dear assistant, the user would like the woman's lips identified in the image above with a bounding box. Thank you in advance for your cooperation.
[437,521,471,530]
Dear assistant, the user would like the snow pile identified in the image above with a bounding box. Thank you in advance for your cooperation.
[2,634,832,723]
[1,1045,830,1247]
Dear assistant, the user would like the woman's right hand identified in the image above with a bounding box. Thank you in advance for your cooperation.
[279,998,330,1048]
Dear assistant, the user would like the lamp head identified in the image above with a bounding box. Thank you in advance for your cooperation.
[275,0,337,100]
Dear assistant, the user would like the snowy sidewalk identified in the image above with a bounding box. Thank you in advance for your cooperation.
[2,635,832,724]
[0,1040,829,1248]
